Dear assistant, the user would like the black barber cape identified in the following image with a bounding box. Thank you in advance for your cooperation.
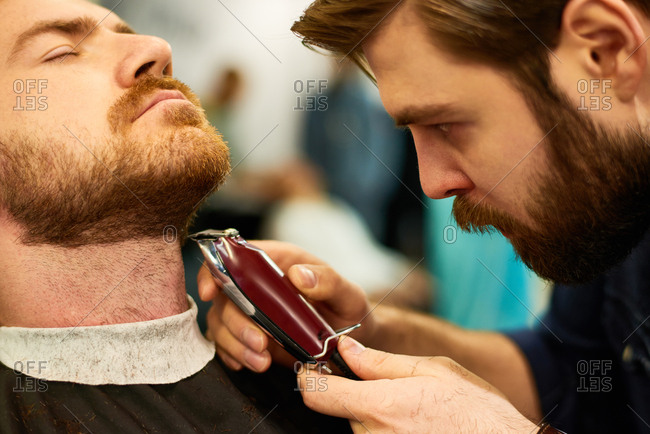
[1,357,350,433]
[0,296,350,433]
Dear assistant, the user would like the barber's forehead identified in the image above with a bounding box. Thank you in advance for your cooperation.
[0,0,123,53]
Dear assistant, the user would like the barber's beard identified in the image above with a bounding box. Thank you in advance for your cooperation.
[0,76,231,246]
[454,90,650,285]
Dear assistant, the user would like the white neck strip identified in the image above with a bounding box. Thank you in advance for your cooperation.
[0,296,215,385]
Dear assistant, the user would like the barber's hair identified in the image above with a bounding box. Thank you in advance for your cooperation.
[292,0,649,105]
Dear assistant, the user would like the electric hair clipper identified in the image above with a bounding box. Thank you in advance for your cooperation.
[190,229,361,379]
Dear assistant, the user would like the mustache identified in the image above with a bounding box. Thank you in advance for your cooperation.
[107,75,203,133]
[452,195,523,236]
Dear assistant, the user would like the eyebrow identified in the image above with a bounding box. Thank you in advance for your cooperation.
[392,103,462,127]
[8,16,136,63]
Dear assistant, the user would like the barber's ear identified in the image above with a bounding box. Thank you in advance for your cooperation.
[560,0,646,101]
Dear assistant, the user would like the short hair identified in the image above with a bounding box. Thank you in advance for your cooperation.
[292,0,649,106]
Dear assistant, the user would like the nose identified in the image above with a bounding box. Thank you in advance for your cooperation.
[412,137,474,200]
[115,34,173,88]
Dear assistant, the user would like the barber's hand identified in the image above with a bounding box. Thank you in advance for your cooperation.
[298,338,537,433]
[198,240,374,372]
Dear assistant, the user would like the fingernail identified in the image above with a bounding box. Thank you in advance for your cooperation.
[341,337,365,355]
[297,265,317,288]
[242,328,264,352]
[244,349,268,372]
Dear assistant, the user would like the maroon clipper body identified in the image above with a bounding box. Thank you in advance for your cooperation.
[190,229,360,370]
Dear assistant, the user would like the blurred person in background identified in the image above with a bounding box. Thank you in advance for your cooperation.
[302,62,423,255]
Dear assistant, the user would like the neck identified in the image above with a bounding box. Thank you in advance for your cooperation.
[0,222,188,328]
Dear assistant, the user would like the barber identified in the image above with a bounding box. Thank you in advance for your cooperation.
[199,0,650,431]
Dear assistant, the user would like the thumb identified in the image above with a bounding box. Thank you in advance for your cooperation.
[289,264,319,291]
[338,337,436,380]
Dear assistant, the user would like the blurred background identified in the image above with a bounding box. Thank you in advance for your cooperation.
[102,0,549,334]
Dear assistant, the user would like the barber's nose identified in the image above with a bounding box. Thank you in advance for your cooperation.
[414,141,473,200]
[115,35,173,88]
[420,169,473,199]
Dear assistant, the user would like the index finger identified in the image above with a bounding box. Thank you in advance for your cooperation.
[297,370,362,420]
[297,369,430,423]
[197,262,219,301]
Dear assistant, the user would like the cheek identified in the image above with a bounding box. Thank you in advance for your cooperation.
[8,84,115,142]
[45,84,107,120]
[0,78,39,126]
[463,128,550,223]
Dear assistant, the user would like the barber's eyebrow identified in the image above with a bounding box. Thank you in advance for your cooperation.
[393,103,462,127]
[8,16,136,63]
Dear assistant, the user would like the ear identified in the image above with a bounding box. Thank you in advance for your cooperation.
[560,0,647,102]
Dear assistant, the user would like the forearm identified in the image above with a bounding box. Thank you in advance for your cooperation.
[360,304,542,421]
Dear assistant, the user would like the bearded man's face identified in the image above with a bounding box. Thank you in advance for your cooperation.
[364,4,650,285]
[0,0,230,246]
[453,96,650,285]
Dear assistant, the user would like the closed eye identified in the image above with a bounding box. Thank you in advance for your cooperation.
[43,46,78,62]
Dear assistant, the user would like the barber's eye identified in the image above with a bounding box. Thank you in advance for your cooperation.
[435,123,452,133]
[43,46,78,62]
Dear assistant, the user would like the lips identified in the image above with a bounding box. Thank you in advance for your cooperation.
[132,89,188,122]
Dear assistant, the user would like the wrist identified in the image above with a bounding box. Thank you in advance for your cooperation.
[350,304,384,349]
[361,304,402,351]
